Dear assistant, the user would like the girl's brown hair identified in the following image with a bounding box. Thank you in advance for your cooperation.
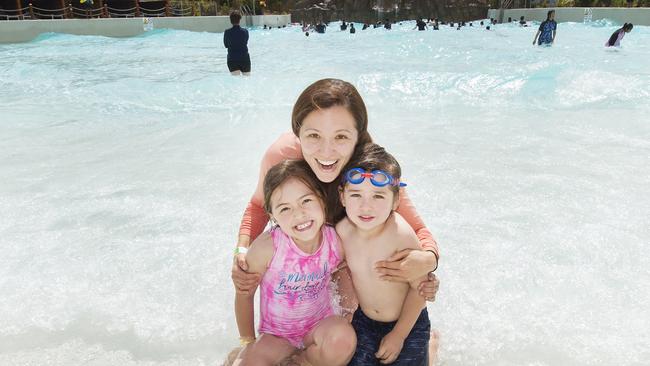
[263,160,327,217]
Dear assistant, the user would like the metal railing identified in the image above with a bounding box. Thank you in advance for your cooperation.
[0,0,234,20]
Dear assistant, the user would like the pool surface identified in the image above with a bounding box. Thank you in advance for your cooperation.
[1,20,649,365]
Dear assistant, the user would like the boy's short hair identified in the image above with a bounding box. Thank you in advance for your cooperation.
[230,11,242,25]
[342,143,402,197]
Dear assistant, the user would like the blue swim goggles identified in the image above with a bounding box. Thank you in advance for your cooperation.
[343,168,407,188]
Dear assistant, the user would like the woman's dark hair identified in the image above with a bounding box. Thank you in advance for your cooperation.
[230,11,242,25]
[263,160,327,217]
[623,23,634,31]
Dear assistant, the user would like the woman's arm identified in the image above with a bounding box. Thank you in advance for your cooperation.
[232,133,302,292]
[394,188,439,258]
[236,133,302,246]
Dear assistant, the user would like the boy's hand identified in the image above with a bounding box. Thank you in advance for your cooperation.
[375,331,405,364]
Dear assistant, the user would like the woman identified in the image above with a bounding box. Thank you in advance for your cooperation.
[533,10,557,46]
[606,23,633,48]
[232,78,439,294]
[230,79,441,364]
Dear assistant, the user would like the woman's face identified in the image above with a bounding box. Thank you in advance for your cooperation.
[299,106,359,183]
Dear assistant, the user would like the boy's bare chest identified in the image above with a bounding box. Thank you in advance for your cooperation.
[344,237,396,274]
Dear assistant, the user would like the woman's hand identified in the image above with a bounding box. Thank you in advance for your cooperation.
[231,253,261,295]
[374,248,437,283]
[418,272,440,302]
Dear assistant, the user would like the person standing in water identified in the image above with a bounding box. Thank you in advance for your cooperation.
[223,11,251,76]
[533,10,557,46]
[415,19,427,31]
[606,23,633,47]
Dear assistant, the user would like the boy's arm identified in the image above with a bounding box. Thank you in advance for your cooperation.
[376,228,427,363]
[393,279,427,338]
[376,282,426,364]
[234,233,273,341]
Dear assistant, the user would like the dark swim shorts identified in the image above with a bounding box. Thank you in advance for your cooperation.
[348,307,430,366]
[227,56,251,73]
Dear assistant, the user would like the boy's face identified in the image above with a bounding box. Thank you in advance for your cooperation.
[270,178,325,247]
[340,179,398,232]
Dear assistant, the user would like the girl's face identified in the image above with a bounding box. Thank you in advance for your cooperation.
[340,179,398,233]
[299,106,359,183]
[270,178,325,247]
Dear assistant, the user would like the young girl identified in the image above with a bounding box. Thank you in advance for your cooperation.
[233,160,356,366]
[606,23,633,48]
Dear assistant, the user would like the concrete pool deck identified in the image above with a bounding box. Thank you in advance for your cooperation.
[0,14,291,43]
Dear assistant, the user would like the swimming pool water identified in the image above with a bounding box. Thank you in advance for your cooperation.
[1,20,649,365]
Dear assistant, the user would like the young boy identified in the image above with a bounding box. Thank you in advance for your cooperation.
[337,143,431,365]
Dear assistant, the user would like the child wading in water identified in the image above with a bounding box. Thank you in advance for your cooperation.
[606,23,633,47]
[233,160,356,366]
[337,143,431,365]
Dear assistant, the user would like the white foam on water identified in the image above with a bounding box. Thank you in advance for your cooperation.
[1,21,649,365]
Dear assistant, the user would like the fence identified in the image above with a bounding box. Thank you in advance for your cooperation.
[0,0,244,20]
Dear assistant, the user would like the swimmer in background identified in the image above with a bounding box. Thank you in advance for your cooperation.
[224,11,251,76]
[605,23,633,47]
[532,10,557,46]
[519,16,528,27]
[414,19,427,31]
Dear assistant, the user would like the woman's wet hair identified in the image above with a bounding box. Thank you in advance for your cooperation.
[291,78,373,148]
[341,143,403,197]
[623,23,634,31]
[263,160,327,217]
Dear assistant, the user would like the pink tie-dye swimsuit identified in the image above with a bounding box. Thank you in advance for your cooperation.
[258,225,341,348]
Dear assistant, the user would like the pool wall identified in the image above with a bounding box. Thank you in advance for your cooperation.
[487,7,650,26]
[0,14,291,43]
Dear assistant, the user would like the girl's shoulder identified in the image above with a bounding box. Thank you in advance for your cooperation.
[247,231,275,272]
